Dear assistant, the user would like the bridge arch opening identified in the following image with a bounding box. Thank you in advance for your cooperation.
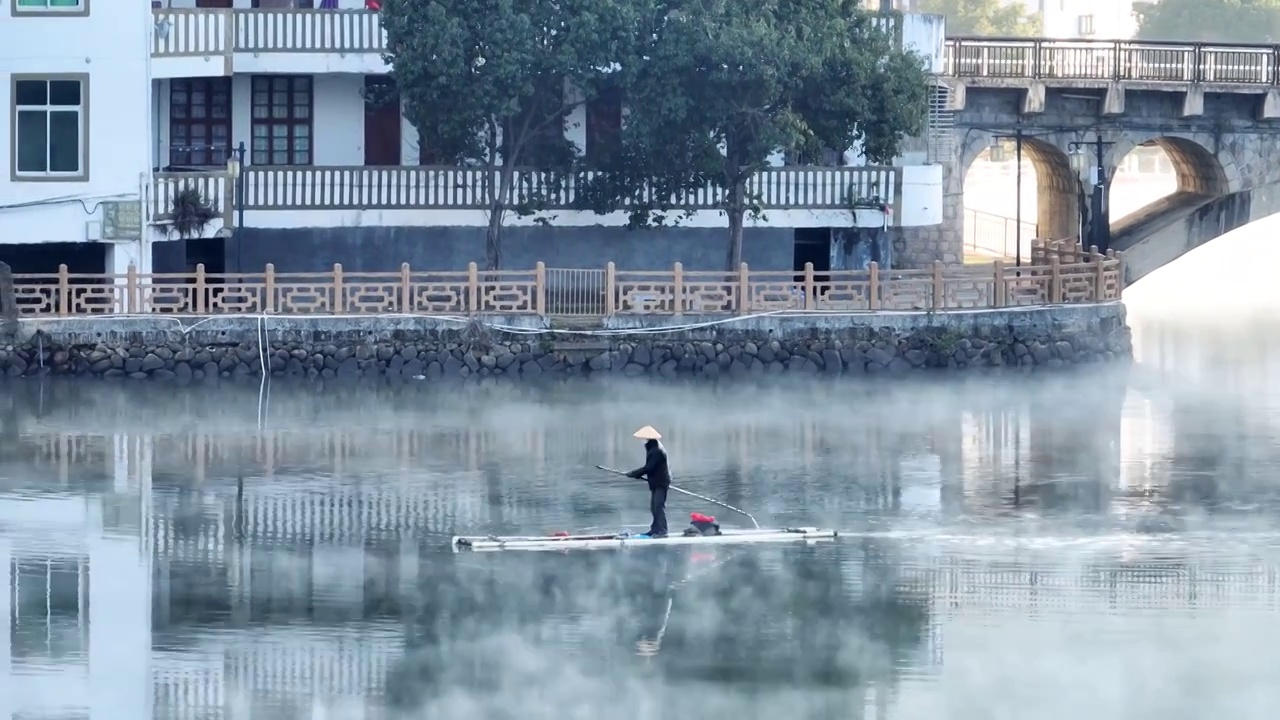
[1110,137,1229,234]
[962,139,1078,262]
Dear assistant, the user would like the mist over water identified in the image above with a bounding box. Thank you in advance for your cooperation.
[5,224,1280,717]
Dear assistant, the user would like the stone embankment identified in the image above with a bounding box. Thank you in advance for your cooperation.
[0,305,1131,381]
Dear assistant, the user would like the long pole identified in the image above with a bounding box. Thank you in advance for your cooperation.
[1014,128,1023,267]
[595,465,760,528]
[235,141,246,273]
[1093,134,1110,253]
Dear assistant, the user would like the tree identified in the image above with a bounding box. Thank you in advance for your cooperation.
[581,0,931,271]
[1133,0,1280,44]
[379,0,638,270]
[915,0,1041,36]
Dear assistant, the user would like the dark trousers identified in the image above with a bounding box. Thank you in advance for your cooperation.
[649,487,668,536]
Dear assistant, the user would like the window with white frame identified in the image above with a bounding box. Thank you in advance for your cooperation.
[13,76,88,180]
[13,0,87,13]
[10,556,90,660]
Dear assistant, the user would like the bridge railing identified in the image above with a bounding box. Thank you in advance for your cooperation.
[945,37,1280,85]
[10,255,1123,318]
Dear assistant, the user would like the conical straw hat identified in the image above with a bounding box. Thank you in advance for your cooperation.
[633,426,662,440]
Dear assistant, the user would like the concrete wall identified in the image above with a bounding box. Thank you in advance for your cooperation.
[227,225,797,273]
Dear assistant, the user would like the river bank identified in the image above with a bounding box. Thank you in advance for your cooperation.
[0,304,1130,381]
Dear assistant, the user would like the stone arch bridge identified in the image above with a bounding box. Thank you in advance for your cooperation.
[936,37,1280,283]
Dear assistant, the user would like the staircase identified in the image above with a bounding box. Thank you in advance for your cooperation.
[927,83,956,165]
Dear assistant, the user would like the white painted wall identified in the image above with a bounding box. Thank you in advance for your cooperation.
[903,13,947,74]
[901,164,944,225]
[0,4,152,246]
[1036,0,1140,39]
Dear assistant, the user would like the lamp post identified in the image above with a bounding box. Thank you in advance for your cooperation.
[1068,134,1116,253]
[987,124,1026,267]
[225,141,246,273]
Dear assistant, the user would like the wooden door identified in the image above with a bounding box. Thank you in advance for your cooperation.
[363,76,402,166]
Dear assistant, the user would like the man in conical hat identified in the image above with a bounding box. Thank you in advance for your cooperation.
[626,425,672,538]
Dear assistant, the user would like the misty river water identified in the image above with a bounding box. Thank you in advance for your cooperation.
[6,236,1280,719]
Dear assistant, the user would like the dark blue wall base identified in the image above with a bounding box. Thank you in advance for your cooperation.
[222,225,797,273]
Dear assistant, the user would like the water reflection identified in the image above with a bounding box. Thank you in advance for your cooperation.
[2,372,1279,718]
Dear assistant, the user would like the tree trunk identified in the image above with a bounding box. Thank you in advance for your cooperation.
[724,179,747,272]
[484,204,504,272]
[484,165,517,272]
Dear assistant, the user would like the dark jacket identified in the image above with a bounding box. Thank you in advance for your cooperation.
[628,440,671,491]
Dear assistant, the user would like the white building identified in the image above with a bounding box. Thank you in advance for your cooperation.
[0,1,946,280]
[1035,0,1142,39]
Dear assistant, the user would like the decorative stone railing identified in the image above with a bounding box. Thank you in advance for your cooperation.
[944,37,1280,85]
[11,253,1122,318]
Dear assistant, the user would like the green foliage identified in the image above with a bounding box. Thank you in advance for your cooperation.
[915,0,1041,36]
[578,0,930,271]
[379,0,638,269]
[1133,0,1280,43]
[170,186,217,239]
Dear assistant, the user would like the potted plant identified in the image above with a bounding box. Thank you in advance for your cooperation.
[170,186,218,239]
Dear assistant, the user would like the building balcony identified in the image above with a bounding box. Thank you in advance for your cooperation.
[150,8,386,78]
[144,165,934,233]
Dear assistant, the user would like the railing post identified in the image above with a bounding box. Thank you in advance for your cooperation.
[672,262,684,317]
[400,262,412,313]
[803,262,815,310]
[1048,255,1061,303]
[222,8,235,73]
[604,262,616,316]
[737,263,750,315]
[1091,249,1105,301]
[466,262,479,314]
[930,260,944,310]
[264,263,276,313]
[126,264,138,314]
[534,261,546,316]
[57,264,70,316]
[992,259,1006,308]
[1105,248,1126,295]
[194,263,207,314]
[868,262,880,311]
[331,263,344,314]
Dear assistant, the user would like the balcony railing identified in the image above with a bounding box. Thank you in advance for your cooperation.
[152,8,384,58]
[237,166,896,213]
[235,9,385,54]
[944,37,1280,84]
[152,8,232,58]
[12,254,1122,318]
[147,171,232,225]
[148,9,905,59]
